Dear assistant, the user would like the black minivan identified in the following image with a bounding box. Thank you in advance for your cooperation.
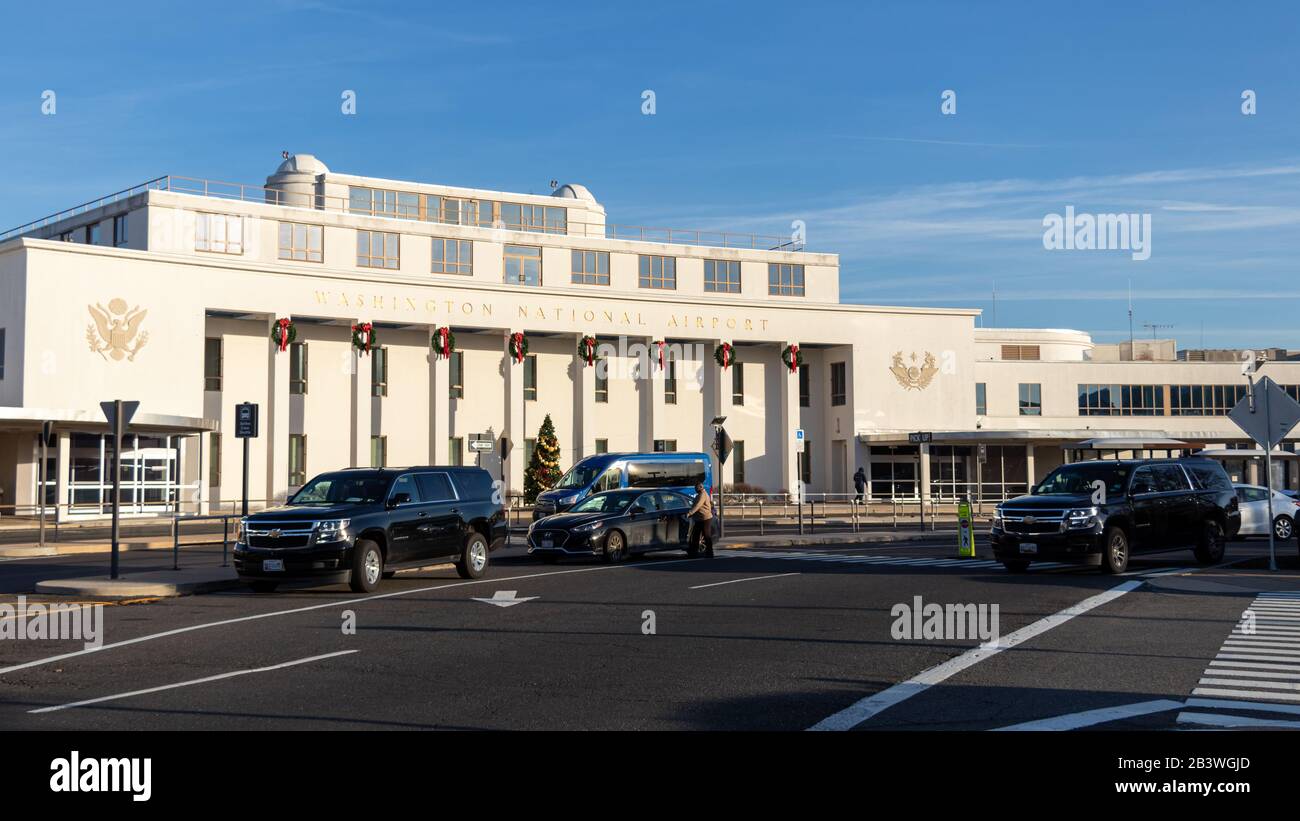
[234,467,507,593]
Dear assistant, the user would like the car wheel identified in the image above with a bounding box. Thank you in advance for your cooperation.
[602,530,627,563]
[1274,515,1294,541]
[1101,526,1130,574]
[1194,519,1227,565]
[248,580,279,593]
[456,532,490,579]
[350,539,383,593]
[1001,560,1030,573]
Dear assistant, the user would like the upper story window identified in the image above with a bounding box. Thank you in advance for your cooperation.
[704,259,741,293]
[427,195,491,226]
[85,223,102,245]
[432,238,473,275]
[664,355,677,404]
[371,347,389,397]
[449,351,464,398]
[571,250,609,285]
[204,337,222,391]
[349,186,418,219]
[799,363,811,407]
[1018,383,1042,416]
[595,367,609,403]
[768,263,805,296]
[278,222,323,263]
[732,363,745,405]
[1170,384,1247,416]
[195,213,243,254]
[357,230,399,269]
[112,214,128,247]
[1078,384,1165,417]
[639,255,676,290]
[500,203,567,234]
[830,361,846,406]
[975,382,987,415]
[1001,344,1041,361]
[504,244,542,286]
[290,342,308,395]
[524,355,538,401]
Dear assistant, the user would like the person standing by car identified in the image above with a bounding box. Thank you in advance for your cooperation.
[687,483,715,558]
[853,467,867,504]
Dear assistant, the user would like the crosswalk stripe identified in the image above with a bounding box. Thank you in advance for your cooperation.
[1218,652,1300,663]
[1199,668,1300,680]
[1192,687,1300,702]
[1177,712,1300,729]
[1210,659,1300,672]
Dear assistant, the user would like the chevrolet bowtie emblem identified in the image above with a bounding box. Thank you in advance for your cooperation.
[1023,516,1036,525]
[269,529,282,538]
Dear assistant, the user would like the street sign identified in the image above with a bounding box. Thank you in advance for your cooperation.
[908,431,932,444]
[713,427,733,465]
[795,428,804,442]
[469,439,494,452]
[234,402,259,439]
[99,400,139,431]
[1228,377,1300,450]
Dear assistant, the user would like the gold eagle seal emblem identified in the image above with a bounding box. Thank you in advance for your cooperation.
[87,298,149,362]
[890,351,938,391]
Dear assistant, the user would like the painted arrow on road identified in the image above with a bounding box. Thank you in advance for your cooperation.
[472,590,538,608]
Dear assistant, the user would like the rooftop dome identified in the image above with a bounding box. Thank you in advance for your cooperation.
[273,153,330,175]
[551,182,596,202]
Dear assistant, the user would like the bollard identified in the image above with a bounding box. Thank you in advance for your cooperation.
[759,500,764,535]
[172,515,180,571]
[222,517,230,567]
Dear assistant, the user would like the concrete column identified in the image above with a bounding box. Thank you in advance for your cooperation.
[638,336,658,453]
[504,335,526,495]
[918,443,931,502]
[1025,443,1037,491]
[428,328,449,464]
[55,432,69,523]
[350,322,373,468]
[197,430,211,515]
[778,343,800,497]
[266,314,291,502]
[573,334,596,460]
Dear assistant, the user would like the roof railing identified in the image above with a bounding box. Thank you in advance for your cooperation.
[1,174,808,252]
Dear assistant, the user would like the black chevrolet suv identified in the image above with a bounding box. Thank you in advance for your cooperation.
[234,467,507,594]
[990,458,1240,574]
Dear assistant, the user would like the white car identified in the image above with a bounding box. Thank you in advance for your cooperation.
[1232,484,1299,540]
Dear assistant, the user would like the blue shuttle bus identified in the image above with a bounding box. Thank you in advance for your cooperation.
[532,452,712,520]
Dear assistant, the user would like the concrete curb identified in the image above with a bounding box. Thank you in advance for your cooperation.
[0,540,184,559]
[34,568,241,600]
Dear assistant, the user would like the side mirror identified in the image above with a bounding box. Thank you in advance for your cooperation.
[389,492,412,507]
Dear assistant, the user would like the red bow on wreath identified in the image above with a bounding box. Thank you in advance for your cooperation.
[352,323,374,355]
[509,331,527,364]
[579,335,597,367]
[786,344,800,373]
[272,317,295,352]
[714,342,734,369]
[436,326,451,358]
[656,340,665,370]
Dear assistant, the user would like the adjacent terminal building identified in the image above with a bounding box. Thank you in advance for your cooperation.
[0,153,1296,519]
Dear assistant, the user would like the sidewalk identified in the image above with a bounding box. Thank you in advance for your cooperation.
[33,566,241,600]
[0,536,178,559]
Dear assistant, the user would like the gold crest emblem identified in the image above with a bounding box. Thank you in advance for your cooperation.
[890,351,938,391]
[87,298,149,362]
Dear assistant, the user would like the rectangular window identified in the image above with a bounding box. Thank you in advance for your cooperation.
[449,437,464,466]
[370,435,387,468]
[86,223,102,245]
[278,222,323,263]
[571,250,610,285]
[1001,344,1041,361]
[1078,384,1167,416]
[638,255,676,289]
[195,213,242,254]
[524,438,536,468]
[371,347,389,397]
[595,439,609,455]
[704,259,741,293]
[290,342,308,395]
[203,337,222,391]
[768,262,805,296]
[289,435,307,486]
[595,367,609,403]
[431,238,473,275]
[1018,383,1042,416]
[801,439,813,484]
[1169,384,1248,416]
[449,352,464,398]
[976,382,987,415]
[799,363,811,407]
[113,214,128,247]
[348,186,405,218]
[524,354,538,401]
[664,355,677,404]
[504,244,542,286]
[427,195,491,226]
[734,440,746,484]
[732,363,744,405]
[357,230,399,269]
[830,362,846,406]
[653,440,678,453]
[208,432,221,489]
[499,202,567,233]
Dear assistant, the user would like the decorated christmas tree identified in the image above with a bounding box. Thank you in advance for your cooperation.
[524,414,563,503]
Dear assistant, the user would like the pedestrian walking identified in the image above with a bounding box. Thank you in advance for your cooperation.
[687,482,715,558]
[853,467,867,504]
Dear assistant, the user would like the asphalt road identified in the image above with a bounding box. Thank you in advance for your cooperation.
[1,537,1298,730]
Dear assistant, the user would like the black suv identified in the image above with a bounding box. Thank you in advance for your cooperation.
[234,467,507,594]
[990,458,1240,573]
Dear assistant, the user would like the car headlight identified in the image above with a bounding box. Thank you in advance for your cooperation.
[992,508,1003,529]
[236,517,247,542]
[1064,507,1098,529]
[316,519,351,543]
[573,520,605,533]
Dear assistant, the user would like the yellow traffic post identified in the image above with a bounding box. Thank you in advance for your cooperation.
[956,496,976,558]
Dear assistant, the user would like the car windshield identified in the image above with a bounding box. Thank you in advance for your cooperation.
[289,474,389,505]
[570,491,639,514]
[1033,464,1129,497]
[555,461,604,489]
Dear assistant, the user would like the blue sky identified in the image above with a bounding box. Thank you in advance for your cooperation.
[2,0,1298,348]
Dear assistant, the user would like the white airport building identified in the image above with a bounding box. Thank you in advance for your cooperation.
[1,153,1297,520]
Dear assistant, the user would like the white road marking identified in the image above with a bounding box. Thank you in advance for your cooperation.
[28,650,357,714]
[991,699,1184,731]
[807,580,1143,731]
[1177,711,1300,729]
[689,572,801,590]
[0,557,706,677]
[1184,696,1300,715]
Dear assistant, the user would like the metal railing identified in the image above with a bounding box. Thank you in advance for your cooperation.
[170,513,240,569]
[1,174,804,252]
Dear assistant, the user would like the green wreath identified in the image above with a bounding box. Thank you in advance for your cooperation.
[431,326,457,359]
[714,342,737,369]
[351,323,377,355]
[577,335,600,367]
[270,318,297,351]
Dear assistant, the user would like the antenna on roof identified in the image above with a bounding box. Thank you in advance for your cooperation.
[549,179,559,190]
[281,150,290,159]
